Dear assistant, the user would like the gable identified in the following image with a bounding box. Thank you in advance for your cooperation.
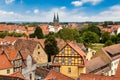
[56,45,81,57]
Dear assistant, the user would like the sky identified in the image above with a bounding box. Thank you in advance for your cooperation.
[0,0,120,22]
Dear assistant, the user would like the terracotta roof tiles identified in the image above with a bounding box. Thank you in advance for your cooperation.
[86,57,110,74]
[10,71,26,80]
[0,53,13,69]
[103,44,120,60]
[44,70,74,80]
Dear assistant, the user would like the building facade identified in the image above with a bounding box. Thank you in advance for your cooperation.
[52,41,86,79]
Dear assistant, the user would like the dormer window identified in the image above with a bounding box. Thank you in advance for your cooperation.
[61,50,65,54]
[38,46,40,49]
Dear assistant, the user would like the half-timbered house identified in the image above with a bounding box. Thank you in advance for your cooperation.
[52,41,86,79]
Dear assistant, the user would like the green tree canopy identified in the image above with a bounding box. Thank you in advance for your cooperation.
[87,24,101,36]
[44,36,59,62]
[104,40,113,47]
[101,32,110,43]
[57,28,80,42]
[82,31,99,46]
[117,33,120,43]
[81,24,101,36]
[110,35,117,44]
[29,27,44,39]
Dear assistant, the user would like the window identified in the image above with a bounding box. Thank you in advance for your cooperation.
[71,49,74,54]
[55,57,59,63]
[61,50,65,54]
[54,67,60,72]
[38,46,40,49]
[7,69,10,74]
[68,58,72,64]
[68,68,71,73]
[30,74,32,80]
[62,58,65,63]
[38,52,40,55]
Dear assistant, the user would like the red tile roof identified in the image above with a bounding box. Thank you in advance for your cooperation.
[44,70,74,80]
[3,36,18,44]
[10,71,26,80]
[79,73,116,80]
[40,25,49,35]
[0,53,13,69]
[27,27,35,31]
[5,48,18,61]
[0,74,26,80]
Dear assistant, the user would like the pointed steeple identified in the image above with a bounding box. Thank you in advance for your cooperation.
[57,13,59,21]
[53,13,56,20]
[53,13,59,26]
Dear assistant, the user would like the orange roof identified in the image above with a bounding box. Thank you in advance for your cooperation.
[0,38,3,42]
[112,25,120,30]
[79,73,119,80]
[4,36,18,43]
[27,27,35,31]
[44,70,74,80]
[0,53,13,69]
[0,24,16,32]
[0,74,26,80]
[10,71,26,80]
[5,48,18,61]
[40,25,49,35]
[68,23,78,29]
[17,26,26,31]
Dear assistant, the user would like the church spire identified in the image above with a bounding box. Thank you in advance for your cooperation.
[53,13,59,26]
[57,13,59,21]
[53,13,56,21]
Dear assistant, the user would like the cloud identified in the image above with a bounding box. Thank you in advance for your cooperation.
[60,6,66,10]
[71,1,83,7]
[71,0,102,7]
[5,0,15,4]
[34,9,39,14]
[0,5,120,22]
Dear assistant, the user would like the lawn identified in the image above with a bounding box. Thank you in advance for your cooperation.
[92,43,104,51]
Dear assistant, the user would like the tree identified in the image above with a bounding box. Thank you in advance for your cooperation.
[82,31,99,47]
[87,24,101,36]
[104,40,113,47]
[29,33,35,38]
[110,35,117,44]
[34,27,44,39]
[57,28,80,42]
[81,24,101,36]
[44,36,59,62]
[29,27,44,39]
[117,33,120,43]
[101,32,110,43]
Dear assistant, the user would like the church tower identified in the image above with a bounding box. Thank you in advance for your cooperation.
[53,13,59,26]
